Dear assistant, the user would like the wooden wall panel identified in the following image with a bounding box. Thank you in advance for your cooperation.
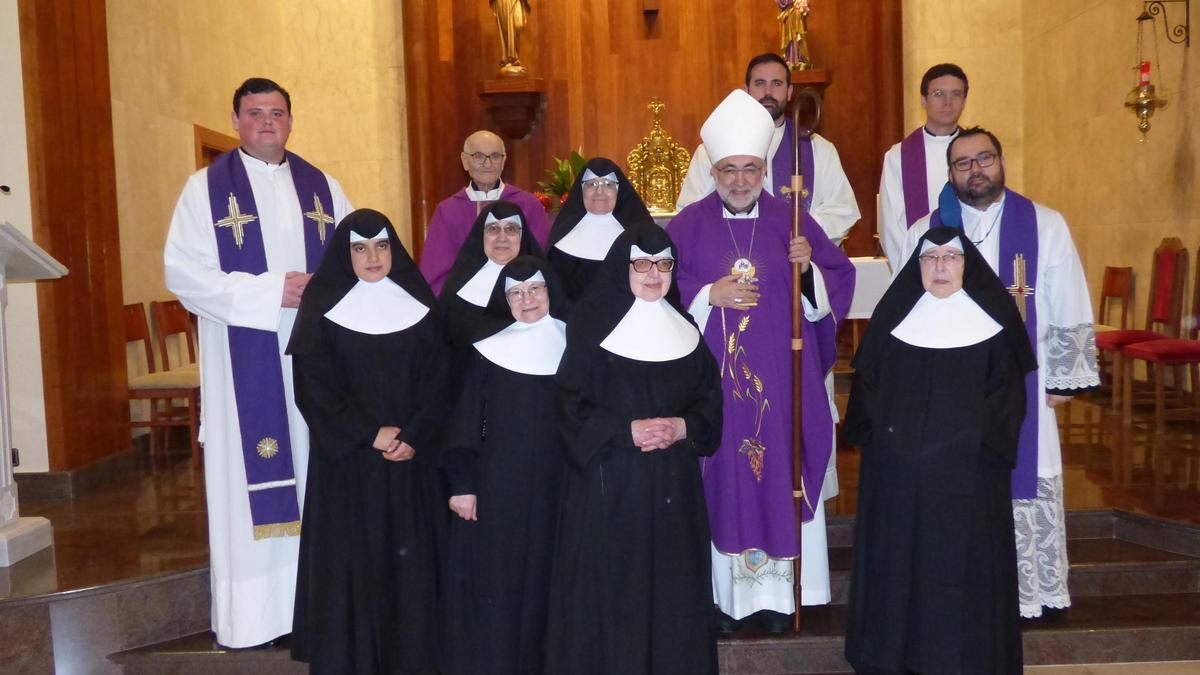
[402,0,903,259]
[19,0,130,471]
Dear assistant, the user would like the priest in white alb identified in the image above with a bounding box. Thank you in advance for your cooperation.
[163,78,353,648]
[675,52,860,245]
[902,127,1099,619]
[878,63,969,268]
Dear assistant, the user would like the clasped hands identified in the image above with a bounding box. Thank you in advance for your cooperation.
[373,426,415,462]
[631,417,687,452]
[708,236,811,310]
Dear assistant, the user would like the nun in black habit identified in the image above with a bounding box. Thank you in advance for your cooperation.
[842,227,1036,675]
[544,225,723,675]
[439,200,543,350]
[546,157,656,301]
[287,209,452,675]
[441,255,569,675]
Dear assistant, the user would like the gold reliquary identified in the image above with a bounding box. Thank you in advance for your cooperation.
[626,98,690,216]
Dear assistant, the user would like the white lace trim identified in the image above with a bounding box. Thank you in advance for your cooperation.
[1013,474,1071,618]
[1045,323,1099,390]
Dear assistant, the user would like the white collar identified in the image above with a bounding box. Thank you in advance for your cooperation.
[472,315,567,375]
[722,203,760,219]
[891,289,1001,348]
[466,180,505,201]
[600,298,699,362]
[553,212,623,260]
[922,127,960,142]
[456,259,505,307]
[325,278,430,334]
[238,148,287,173]
[960,193,1005,218]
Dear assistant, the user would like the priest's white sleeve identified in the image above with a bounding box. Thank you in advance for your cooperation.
[327,175,355,224]
[895,214,932,280]
[164,171,288,332]
[808,134,861,245]
[878,143,907,267]
[801,264,831,321]
[675,144,716,211]
[1035,205,1099,391]
[687,283,714,333]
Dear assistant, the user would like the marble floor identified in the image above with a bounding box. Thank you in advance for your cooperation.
[3,383,1198,602]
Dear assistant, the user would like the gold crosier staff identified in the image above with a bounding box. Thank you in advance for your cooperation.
[779,84,822,634]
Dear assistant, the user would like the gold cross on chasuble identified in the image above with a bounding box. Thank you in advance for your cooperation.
[215,193,258,249]
[1007,253,1035,321]
[303,194,335,245]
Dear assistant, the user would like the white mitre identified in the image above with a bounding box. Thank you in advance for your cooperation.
[700,89,776,163]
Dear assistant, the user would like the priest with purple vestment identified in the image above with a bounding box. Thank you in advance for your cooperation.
[879,63,969,268]
[419,130,550,295]
[164,78,353,648]
[669,89,855,633]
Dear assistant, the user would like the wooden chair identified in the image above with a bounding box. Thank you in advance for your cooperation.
[151,299,197,371]
[124,302,201,465]
[1095,238,1188,412]
[1122,248,1200,434]
[1096,266,1134,332]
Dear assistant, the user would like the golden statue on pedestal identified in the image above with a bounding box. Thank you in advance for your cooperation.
[491,0,532,78]
[626,99,690,215]
[777,0,813,71]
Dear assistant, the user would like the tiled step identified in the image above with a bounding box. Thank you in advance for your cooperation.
[825,537,1200,604]
[716,593,1200,674]
[111,633,304,675]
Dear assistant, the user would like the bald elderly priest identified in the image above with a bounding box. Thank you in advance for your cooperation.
[419,130,550,295]
[669,89,855,634]
[164,77,353,648]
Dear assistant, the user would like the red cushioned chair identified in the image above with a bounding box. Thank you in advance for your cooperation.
[1122,249,1200,434]
[1095,238,1188,412]
[1094,266,1134,399]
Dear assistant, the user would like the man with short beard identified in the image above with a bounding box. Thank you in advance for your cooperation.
[675,53,860,244]
[902,126,1099,620]
[669,89,855,634]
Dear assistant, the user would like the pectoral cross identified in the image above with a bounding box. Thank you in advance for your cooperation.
[303,194,335,245]
[1007,253,1035,321]
[215,193,257,250]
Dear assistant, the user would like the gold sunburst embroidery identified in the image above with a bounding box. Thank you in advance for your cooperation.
[256,437,280,459]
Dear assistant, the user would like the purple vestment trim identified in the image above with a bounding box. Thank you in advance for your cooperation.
[207,150,333,537]
[771,118,814,212]
[931,188,1040,499]
[899,127,929,228]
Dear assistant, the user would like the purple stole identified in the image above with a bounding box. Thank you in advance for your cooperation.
[206,149,335,539]
[899,127,930,228]
[771,118,814,212]
[931,188,1040,499]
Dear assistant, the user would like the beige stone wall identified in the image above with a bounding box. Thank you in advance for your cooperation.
[107,0,411,321]
[1022,0,1200,325]
[902,1,1025,188]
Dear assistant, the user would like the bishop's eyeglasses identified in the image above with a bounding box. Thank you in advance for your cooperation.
[506,283,548,303]
[950,152,997,173]
[467,152,505,166]
[630,259,676,273]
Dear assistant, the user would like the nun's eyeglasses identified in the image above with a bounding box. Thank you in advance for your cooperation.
[484,223,522,237]
[918,252,964,267]
[630,259,675,273]
[505,284,547,303]
[582,179,618,192]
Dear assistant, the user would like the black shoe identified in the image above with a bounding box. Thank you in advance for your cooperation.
[713,607,742,635]
[756,609,793,634]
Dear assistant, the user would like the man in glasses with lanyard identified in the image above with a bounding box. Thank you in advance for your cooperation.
[902,126,1099,620]
[419,129,550,295]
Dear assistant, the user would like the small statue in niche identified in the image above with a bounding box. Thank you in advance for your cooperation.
[492,0,532,78]
[777,0,813,71]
